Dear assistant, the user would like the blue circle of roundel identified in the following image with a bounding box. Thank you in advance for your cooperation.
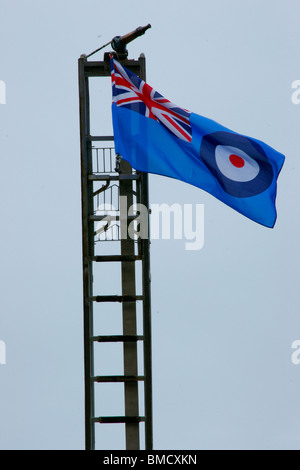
[199,131,274,198]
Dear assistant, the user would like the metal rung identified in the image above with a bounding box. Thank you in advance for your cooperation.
[89,215,139,222]
[92,335,144,343]
[92,375,145,383]
[88,174,140,181]
[91,295,143,302]
[87,135,114,141]
[91,255,142,262]
[92,416,146,424]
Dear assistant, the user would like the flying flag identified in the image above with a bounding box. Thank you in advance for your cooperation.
[110,56,285,228]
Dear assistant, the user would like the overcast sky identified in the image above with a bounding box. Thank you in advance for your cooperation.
[0,0,300,450]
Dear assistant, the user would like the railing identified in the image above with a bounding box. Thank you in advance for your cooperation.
[92,145,140,244]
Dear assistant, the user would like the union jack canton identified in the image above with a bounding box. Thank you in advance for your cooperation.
[110,56,192,143]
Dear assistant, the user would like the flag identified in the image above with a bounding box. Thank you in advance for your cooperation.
[110,56,285,228]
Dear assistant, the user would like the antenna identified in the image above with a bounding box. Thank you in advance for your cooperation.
[84,24,151,60]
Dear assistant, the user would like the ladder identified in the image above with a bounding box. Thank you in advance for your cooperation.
[78,53,152,450]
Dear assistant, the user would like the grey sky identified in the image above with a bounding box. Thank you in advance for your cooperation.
[0,0,299,450]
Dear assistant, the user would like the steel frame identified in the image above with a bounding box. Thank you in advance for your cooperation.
[78,53,152,450]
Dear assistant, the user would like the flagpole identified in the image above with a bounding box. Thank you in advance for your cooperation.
[79,36,153,450]
[138,53,153,450]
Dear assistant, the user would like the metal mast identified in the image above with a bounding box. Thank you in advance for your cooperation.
[78,28,152,450]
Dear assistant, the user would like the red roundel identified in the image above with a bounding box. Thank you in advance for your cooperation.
[200,131,274,197]
[229,154,245,168]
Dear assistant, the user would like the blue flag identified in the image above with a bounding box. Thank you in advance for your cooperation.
[110,56,285,228]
